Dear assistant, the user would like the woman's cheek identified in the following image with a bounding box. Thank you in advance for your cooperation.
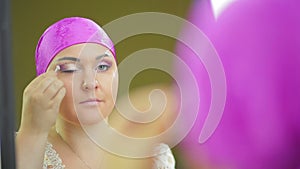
[102,73,117,91]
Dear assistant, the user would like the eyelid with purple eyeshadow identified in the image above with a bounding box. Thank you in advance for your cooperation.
[55,63,81,73]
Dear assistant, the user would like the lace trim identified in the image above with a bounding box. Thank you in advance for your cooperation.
[152,143,176,169]
[43,142,65,169]
[43,142,175,169]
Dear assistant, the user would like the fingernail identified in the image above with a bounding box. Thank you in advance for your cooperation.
[54,65,61,73]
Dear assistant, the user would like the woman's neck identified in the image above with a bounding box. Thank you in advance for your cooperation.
[55,116,106,168]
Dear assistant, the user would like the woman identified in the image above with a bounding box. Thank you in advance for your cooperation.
[16,17,175,169]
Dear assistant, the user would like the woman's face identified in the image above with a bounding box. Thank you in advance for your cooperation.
[47,43,118,125]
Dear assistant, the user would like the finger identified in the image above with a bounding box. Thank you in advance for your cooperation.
[31,71,56,88]
[44,79,64,99]
[52,87,66,106]
[34,77,57,94]
[24,71,56,93]
[24,75,46,94]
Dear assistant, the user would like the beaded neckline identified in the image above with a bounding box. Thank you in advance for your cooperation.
[42,141,175,169]
[43,141,65,169]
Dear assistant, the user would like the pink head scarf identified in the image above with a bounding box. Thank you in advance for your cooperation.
[35,17,115,76]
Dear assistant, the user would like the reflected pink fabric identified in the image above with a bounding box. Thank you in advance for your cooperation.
[35,17,115,76]
[176,0,300,168]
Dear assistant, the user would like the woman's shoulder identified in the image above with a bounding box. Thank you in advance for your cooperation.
[152,143,176,169]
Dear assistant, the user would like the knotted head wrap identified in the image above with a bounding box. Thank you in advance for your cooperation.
[35,17,115,76]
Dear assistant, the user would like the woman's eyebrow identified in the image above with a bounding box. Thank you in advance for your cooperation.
[56,57,80,62]
[96,51,112,60]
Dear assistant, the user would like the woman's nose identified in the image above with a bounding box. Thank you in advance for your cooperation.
[77,68,100,91]
[81,79,99,91]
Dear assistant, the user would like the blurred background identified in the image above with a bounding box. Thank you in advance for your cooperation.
[174,0,300,168]
[11,0,300,168]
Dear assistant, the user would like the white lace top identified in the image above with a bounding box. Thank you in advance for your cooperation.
[43,142,175,169]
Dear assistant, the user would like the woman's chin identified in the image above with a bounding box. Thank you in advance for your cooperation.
[76,112,108,126]
[59,106,112,126]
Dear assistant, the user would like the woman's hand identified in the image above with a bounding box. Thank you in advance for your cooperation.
[16,71,66,169]
[19,71,66,135]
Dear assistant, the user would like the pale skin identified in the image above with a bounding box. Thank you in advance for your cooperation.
[16,42,173,169]
[16,70,65,169]
[16,43,121,169]
[47,43,118,169]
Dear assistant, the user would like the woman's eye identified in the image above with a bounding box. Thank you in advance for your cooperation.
[58,64,80,73]
[61,69,78,73]
[96,62,111,72]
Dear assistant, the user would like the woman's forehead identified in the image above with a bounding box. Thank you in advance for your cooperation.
[55,43,111,58]
[47,43,114,68]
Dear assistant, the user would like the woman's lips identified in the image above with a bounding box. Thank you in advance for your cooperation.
[79,99,103,106]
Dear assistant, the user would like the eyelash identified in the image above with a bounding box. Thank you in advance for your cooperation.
[57,63,80,73]
[96,62,111,72]
[56,61,112,73]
